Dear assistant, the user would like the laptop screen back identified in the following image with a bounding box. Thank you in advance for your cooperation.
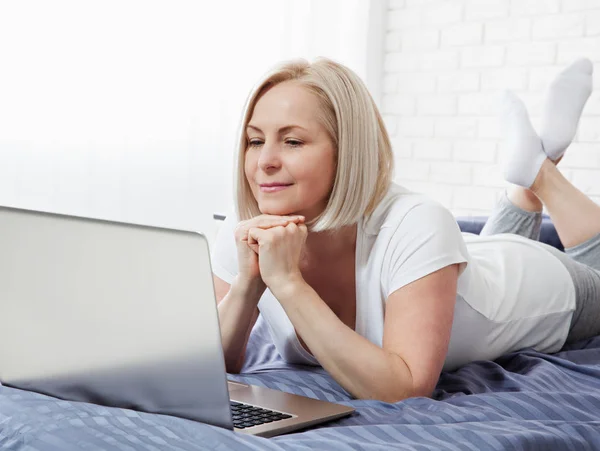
[0,206,232,429]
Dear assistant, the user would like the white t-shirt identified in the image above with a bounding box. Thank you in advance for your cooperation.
[211,183,576,371]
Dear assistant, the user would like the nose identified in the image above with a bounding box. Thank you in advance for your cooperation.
[257,141,281,172]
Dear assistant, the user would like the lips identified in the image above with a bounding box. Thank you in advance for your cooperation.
[259,183,292,193]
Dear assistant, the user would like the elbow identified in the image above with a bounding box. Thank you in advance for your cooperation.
[360,385,433,404]
[385,352,437,402]
[226,364,242,374]
[355,356,436,403]
[385,380,435,403]
[409,374,438,400]
[408,385,435,400]
[355,389,411,404]
[380,386,430,404]
[353,381,417,404]
[375,392,411,404]
[224,354,245,374]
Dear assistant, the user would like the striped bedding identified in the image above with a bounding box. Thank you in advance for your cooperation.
[1,315,600,450]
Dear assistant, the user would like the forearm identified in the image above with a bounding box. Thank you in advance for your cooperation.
[217,276,264,373]
[274,282,418,402]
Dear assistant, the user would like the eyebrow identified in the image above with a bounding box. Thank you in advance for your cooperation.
[246,124,308,134]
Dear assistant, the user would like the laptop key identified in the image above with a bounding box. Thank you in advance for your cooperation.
[230,401,293,426]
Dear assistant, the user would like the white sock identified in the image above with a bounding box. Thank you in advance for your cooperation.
[499,91,547,188]
[539,58,593,161]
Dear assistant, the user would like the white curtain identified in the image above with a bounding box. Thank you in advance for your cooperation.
[0,0,384,243]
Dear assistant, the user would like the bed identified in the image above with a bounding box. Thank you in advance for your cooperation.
[1,217,599,450]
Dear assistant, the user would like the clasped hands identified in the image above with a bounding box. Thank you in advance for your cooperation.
[234,214,308,298]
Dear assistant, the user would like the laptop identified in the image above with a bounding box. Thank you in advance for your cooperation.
[0,205,354,437]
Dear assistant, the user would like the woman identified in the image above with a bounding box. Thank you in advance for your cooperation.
[211,57,599,403]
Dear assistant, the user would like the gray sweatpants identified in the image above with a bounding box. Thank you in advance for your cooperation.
[480,191,600,344]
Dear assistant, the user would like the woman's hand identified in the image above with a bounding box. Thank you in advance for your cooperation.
[247,221,308,296]
[234,215,304,291]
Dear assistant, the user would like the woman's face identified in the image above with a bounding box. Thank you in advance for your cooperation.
[244,81,337,220]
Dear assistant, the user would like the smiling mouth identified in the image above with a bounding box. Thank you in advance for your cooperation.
[259,183,292,193]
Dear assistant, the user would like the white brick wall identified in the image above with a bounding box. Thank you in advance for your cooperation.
[383,0,600,215]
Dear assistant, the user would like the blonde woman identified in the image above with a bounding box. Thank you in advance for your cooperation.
[211,57,599,403]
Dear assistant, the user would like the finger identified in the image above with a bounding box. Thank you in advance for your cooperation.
[299,224,308,245]
[247,228,260,254]
[252,215,304,227]
[285,223,308,243]
[284,222,298,232]
[247,241,260,254]
[238,216,304,241]
[248,227,270,246]
[236,220,282,241]
[298,223,308,236]
[248,230,260,246]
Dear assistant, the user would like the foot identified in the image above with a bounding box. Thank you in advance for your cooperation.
[539,58,593,161]
[499,91,547,188]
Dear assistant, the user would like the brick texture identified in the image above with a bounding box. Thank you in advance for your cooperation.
[383,0,600,214]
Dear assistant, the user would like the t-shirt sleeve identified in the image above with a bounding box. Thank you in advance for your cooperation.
[210,210,239,284]
[384,201,469,298]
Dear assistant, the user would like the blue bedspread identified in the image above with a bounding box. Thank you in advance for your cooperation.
[2,317,600,450]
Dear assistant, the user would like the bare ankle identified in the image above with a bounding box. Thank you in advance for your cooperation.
[530,159,552,197]
[507,186,543,213]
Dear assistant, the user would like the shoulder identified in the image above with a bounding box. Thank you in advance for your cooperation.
[363,183,457,237]
[362,184,468,297]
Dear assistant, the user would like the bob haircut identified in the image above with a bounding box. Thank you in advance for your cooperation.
[235,57,394,232]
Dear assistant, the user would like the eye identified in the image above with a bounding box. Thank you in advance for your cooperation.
[247,139,263,148]
[285,139,303,148]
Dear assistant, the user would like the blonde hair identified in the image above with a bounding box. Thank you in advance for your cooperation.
[235,57,393,231]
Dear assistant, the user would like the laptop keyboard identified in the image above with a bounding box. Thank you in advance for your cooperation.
[230,401,293,429]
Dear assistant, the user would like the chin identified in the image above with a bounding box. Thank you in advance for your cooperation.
[257,199,299,216]
[259,205,296,216]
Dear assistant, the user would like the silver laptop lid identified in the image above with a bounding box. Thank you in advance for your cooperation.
[0,205,233,430]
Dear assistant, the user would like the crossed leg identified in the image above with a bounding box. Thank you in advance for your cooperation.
[487,58,600,343]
